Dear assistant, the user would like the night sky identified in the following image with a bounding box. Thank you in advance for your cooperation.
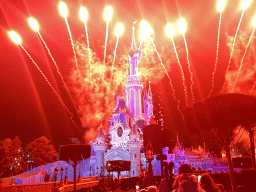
[0,0,256,150]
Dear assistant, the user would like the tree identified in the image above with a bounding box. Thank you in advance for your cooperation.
[25,136,57,167]
[0,136,24,176]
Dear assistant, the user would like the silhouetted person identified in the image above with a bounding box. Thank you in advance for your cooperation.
[174,174,205,192]
[172,164,197,190]
[147,185,158,192]
[159,162,175,192]
[200,174,221,192]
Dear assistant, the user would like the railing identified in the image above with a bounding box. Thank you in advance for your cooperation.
[0,177,99,192]
[57,181,99,192]
[0,182,57,192]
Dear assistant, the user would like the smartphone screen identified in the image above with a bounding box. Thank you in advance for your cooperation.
[198,175,201,182]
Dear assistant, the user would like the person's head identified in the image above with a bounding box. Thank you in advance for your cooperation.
[200,174,215,187]
[169,162,174,169]
[147,185,158,192]
[178,176,199,192]
[179,164,192,175]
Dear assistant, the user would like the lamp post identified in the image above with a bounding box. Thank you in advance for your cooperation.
[77,167,81,183]
[60,167,64,185]
[54,167,58,188]
[89,166,92,177]
[64,167,68,185]
[145,140,154,186]
[78,167,81,178]
[100,166,103,178]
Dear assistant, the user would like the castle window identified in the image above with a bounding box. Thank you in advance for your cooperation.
[135,154,137,158]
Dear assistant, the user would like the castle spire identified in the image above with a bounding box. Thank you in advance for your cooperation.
[131,21,137,50]
[116,84,121,96]
[96,125,105,138]
[143,88,148,100]
[176,132,180,145]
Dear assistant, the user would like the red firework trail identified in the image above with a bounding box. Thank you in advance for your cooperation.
[83,22,91,80]
[208,12,222,98]
[232,27,256,93]
[182,34,195,104]
[20,45,81,131]
[110,36,119,84]
[37,32,79,114]
[102,22,109,80]
[222,10,245,92]
[149,37,184,120]
[64,18,80,78]
[170,37,189,107]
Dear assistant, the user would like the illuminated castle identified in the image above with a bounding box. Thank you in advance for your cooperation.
[90,26,229,178]
[92,26,154,177]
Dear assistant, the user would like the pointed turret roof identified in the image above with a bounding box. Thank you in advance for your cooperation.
[143,88,149,100]
[176,132,181,146]
[113,99,130,115]
[96,127,105,138]
[172,133,183,152]
[129,124,139,135]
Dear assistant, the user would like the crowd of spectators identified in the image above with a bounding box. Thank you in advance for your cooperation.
[139,163,256,192]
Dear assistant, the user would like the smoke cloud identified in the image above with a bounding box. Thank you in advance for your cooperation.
[224,30,256,94]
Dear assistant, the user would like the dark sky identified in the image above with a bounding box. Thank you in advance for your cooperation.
[0,0,256,149]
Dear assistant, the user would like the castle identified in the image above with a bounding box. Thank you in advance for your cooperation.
[90,27,229,178]
[92,26,153,177]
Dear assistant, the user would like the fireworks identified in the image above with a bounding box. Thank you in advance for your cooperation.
[8,31,80,130]
[5,0,256,142]
[165,23,188,107]
[177,18,187,34]
[240,0,252,10]
[139,20,153,43]
[175,18,190,106]
[165,24,175,38]
[232,27,256,93]
[222,0,253,93]
[79,7,88,23]
[28,17,39,32]
[103,6,113,22]
[59,2,80,79]
[102,6,113,80]
[58,1,68,18]
[217,0,226,12]
[80,7,91,80]
[27,17,79,114]
[208,0,226,98]
[8,31,22,45]
[110,23,124,83]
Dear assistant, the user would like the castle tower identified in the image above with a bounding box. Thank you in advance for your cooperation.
[127,124,143,177]
[143,88,149,124]
[125,25,143,121]
[172,133,184,156]
[147,82,154,118]
[93,127,108,176]
[143,82,154,125]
